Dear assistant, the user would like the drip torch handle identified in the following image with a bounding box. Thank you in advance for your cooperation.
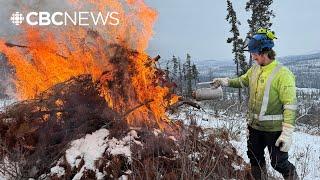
[197,82,214,86]
[197,81,220,89]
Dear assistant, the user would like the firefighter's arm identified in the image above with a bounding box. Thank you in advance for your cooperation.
[228,67,252,88]
[278,70,297,126]
[276,70,296,152]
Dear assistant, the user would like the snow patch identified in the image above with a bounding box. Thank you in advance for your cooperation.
[168,135,177,142]
[50,166,65,178]
[0,157,20,180]
[66,129,109,170]
[153,128,162,136]
[48,128,142,179]
[231,162,245,171]
[119,175,128,180]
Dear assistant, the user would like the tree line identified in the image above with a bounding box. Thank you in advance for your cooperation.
[164,54,199,98]
[163,0,275,100]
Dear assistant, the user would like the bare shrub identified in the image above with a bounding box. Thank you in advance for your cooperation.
[128,125,252,180]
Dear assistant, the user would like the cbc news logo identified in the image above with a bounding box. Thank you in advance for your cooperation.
[11,12,24,26]
[10,11,120,26]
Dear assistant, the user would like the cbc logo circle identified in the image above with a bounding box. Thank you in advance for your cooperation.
[10,12,24,26]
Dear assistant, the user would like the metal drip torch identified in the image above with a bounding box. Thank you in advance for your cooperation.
[192,81,223,101]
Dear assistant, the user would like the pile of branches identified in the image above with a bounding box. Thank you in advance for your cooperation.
[0,74,251,179]
[0,74,127,178]
[0,42,184,178]
[50,125,252,179]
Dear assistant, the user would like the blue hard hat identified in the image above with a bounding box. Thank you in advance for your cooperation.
[248,34,274,53]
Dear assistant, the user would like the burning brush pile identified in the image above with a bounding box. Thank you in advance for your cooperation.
[0,0,251,179]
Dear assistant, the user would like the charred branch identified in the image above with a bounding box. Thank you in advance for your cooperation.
[153,55,161,62]
[122,100,154,118]
[168,98,203,112]
[4,42,68,59]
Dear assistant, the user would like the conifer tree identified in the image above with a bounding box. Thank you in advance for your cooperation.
[184,54,193,97]
[191,63,199,87]
[171,55,179,93]
[178,57,183,95]
[172,55,178,79]
[226,0,248,75]
[164,54,199,97]
[226,0,248,102]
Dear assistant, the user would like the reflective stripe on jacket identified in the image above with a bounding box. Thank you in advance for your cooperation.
[229,60,297,132]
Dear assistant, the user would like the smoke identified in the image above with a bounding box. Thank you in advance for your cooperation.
[0,0,76,39]
[0,53,14,99]
[0,0,80,99]
[1,0,158,50]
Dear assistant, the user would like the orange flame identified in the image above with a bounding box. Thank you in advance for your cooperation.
[0,0,177,130]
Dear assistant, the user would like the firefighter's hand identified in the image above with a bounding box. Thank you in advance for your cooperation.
[212,78,229,88]
[275,123,294,152]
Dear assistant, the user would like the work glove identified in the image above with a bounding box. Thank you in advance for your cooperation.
[211,78,229,88]
[275,123,294,152]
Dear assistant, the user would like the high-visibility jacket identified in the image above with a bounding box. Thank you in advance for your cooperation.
[229,60,297,132]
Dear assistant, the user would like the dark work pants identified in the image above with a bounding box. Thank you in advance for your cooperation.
[247,126,296,177]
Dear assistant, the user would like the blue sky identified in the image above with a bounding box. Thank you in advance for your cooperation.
[145,0,320,61]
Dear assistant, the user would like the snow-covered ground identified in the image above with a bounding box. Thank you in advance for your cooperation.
[297,88,320,94]
[1,100,319,179]
[170,107,320,180]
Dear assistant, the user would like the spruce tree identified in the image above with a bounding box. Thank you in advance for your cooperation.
[178,57,183,95]
[226,0,248,102]
[226,0,248,75]
[191,63,199,87]
[172,55,178,79]
[185,54,193,97]
[171,55,179,93]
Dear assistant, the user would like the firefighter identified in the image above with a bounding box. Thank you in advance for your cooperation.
[212,28,299,180]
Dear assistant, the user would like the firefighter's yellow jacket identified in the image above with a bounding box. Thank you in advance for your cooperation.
[229,60,297,131]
